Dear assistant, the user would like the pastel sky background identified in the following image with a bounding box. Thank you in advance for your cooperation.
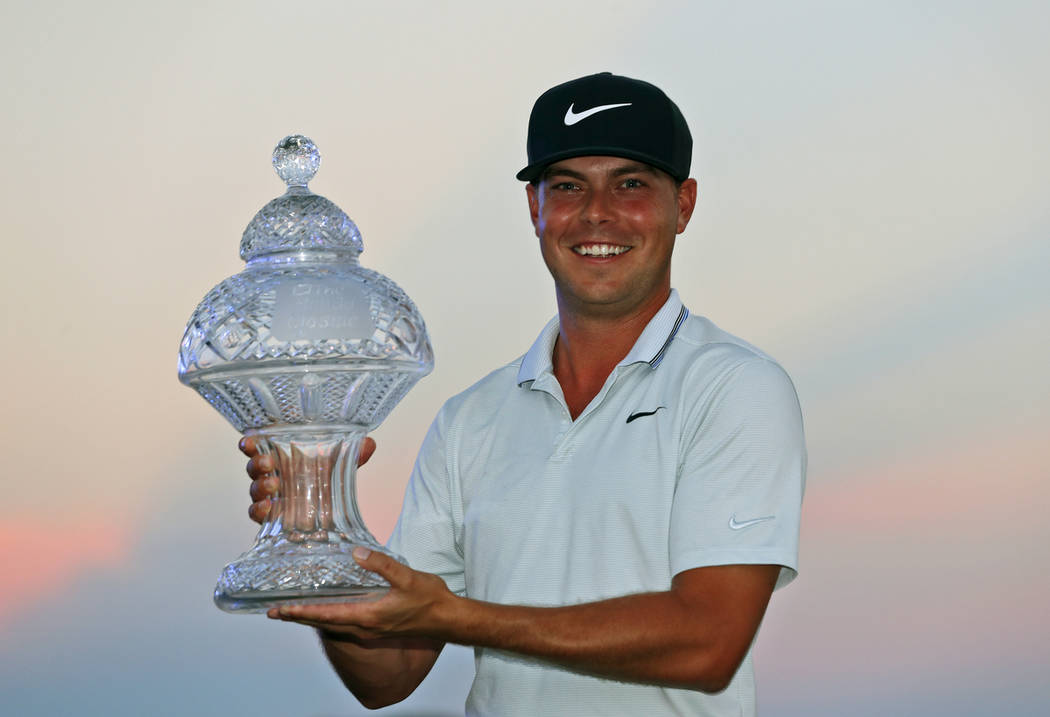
[1,1,1047,715]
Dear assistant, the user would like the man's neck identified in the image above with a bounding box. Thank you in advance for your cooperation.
[551,292,668,419]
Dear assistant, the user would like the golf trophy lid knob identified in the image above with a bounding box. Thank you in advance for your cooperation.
[272,134,320,187]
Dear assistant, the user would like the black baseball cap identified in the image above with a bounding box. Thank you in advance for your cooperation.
[516,72,692,182]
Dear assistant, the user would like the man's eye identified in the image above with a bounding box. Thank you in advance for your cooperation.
[622,178,644,189]
[553,182,579,191]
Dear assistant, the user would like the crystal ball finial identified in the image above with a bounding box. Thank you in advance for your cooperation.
[272,134,321,187]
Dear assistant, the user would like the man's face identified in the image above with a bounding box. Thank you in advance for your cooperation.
[526,155,697,321]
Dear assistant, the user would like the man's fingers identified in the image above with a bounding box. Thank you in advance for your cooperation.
[248,498,271,524]
[249,476,277,502]
[268,601,374,629]
[358,437,376,467]
[243,435,372,530]
[246,454,274,479]
[238,436,257,456]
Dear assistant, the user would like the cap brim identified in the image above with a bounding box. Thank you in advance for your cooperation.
[516,146,685,182]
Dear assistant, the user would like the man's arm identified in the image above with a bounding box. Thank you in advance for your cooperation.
[272,548,779,694]
[315,633,443,709]
[450,562,778,691]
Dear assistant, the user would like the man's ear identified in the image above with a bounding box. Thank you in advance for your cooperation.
[676,178,698,234]
[526,182,541,238]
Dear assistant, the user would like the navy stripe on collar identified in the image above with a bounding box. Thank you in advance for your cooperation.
[648,305,688,368]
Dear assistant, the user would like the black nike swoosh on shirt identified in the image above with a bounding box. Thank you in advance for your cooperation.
[626,407,666,423]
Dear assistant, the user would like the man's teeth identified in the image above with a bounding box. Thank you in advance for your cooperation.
[573,244,630,257]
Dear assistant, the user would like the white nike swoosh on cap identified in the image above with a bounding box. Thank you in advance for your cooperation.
[563,102,633,126]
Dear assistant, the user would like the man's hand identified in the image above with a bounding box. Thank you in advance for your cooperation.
[239,435,377,524]
[266,547,457,641]
[271,545,449,709]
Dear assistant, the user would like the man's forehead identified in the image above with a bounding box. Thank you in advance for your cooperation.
[541,156,665,178]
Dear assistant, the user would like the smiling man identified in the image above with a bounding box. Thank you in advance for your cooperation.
[245,72,806,716]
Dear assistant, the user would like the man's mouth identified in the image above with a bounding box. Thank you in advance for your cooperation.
[572,243,631,257]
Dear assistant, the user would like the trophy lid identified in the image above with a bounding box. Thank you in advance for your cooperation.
[179,133,433,434]
[239,135,364,263]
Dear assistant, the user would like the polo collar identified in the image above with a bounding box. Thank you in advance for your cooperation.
[516,290,689,386]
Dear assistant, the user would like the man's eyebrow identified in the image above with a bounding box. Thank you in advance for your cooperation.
[609,163,660,177]
[542,163,659,181]
[541,166,587,181]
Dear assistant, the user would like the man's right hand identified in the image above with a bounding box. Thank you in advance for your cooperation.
[238,436,377,524]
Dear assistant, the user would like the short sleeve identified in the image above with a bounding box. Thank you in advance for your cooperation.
[386,405,467,595]
[670,357,806,590]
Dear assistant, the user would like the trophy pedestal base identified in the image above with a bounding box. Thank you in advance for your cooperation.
[214,540,403,613]
[215,585,390,613]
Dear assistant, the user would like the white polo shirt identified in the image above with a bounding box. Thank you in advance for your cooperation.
[388,290,806,717]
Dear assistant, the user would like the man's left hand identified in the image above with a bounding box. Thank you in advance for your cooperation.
[268,547,455,641]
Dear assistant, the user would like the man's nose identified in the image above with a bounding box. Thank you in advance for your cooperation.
[582,189,614,225]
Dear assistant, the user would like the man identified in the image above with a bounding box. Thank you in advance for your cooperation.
[243,72,805,716]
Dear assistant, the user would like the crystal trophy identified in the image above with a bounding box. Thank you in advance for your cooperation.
[178,135,433,613]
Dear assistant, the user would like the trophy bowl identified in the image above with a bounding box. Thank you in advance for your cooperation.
[178,135,433,612]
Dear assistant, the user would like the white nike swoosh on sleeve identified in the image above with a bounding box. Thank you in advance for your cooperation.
[728,514,776,530]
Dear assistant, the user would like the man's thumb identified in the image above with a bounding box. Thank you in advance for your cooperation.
[352,546,402,584]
